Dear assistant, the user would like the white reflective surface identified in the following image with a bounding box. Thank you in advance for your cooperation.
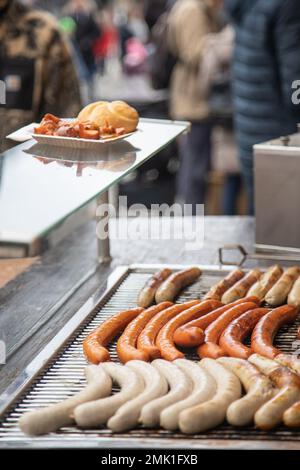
[0,119,189,243]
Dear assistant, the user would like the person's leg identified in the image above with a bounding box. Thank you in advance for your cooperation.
[222,173,241,215]
[240,155,254,215]
[176,121,212,209]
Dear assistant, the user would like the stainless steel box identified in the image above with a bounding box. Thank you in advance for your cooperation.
[254,132,300,253]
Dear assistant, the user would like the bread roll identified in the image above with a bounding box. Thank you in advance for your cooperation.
[77,101,107,123]
[77,101,139,133]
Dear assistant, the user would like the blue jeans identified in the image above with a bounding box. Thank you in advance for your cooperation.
[177,121,212,211]
[222,173,242,215]
[240,156,254,215]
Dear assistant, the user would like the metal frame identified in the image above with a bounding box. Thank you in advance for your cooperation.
[0,264,299,450]
[1,437,299,450]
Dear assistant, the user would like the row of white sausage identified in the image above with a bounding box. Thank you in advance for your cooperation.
[19,354,300,436]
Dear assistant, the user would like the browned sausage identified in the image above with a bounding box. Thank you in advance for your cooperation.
[155,267,202,303]
[83,307,144,364]
[251,305,299,359]
[137,269,172,308]
[276,353,300,375]
[288,276,300,308]
[247,265,283,300]
[173,296,260,348]
[156,299,223,361]
[137,300,200,360]
[204,269,245,301]
[221,269,262,304]
[265,267,300,307]
[174,326,205,349]
[116,302,172,363]
[197,301,258,359]
[219,307,270,359]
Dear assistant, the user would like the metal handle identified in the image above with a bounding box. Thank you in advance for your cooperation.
[218,244,300,267]
[218,245,247,266]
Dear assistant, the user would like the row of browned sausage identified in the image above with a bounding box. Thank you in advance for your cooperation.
[137,265,300,307]
[82,297,299,365]
[19,354,300,436]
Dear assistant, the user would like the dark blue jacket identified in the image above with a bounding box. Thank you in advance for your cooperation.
[225,0,300,165]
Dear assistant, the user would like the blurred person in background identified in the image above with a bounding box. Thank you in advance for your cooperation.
[93,7,119,74]
[123,2,149,75]
[64,0,100,94]
[127,1,149,44]
[199,25,242,215]
[143,0,169,30]
[168,0,223,211]
[0,0,82,151]
[59,15,82,70]
[225,0,300,214]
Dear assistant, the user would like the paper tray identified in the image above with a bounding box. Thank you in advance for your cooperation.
[7,122,137,148]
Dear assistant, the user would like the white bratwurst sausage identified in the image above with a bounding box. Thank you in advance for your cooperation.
[275,353,300,375]
[247,265,283,300]
[288,276,300,308]
[107,361,168,432]
[249,354,300,430]
[179,358,241,434]
[264,266,300,307]
[283,400,300,428]
[140,359,192,428]
[218,357,275,426]
[160,359,216,431]
[73,362,144,428]
[19,365,112,435]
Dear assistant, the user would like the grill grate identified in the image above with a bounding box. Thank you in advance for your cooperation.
[0,266,300,447]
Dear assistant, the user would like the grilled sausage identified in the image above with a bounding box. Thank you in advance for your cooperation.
[247,265,283,300]
[117,302,172,363]
[265,267,300,307]
[173,326,205,349]
[83,307,143,364]
[173,297,260,348]
[283,400,300,428]
[137,269,172,308]
[251,305,299,359]
[288,276,300,308]
[155,267,202,303]
[197,302,258,359]
[218,357,275,426]
[179,358,241,434]
[275,354,300,375]
[137,300,199,360]
[19,366,112,436]
[221,269,262,304]
[140,360,192,428]
[249,354,300,430]
[156,299,222,361]
[219,307,270,359]
[160,359,216,431]
[204,269,245,301]
[107,361,168,432]
[74,362,144,428]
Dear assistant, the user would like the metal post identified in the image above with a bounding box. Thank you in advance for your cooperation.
[108,183,119,211]
[96,191,112,264]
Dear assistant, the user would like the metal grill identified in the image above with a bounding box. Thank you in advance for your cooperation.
[0,265,300,449]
